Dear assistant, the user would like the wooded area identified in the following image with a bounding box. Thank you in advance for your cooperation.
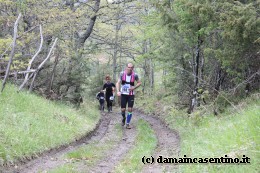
[0,0,259,113]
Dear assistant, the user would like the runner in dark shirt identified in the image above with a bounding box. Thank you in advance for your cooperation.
[103,75,115,112]
[96,90,105,111]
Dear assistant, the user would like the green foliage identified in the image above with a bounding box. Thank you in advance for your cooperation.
[84,62,113,96]
[0,38,12,51]
[1,0,258,106]
[216,1,259,73]
[0,0,103,105]
[143,0,260,103]
[173,0,217,44]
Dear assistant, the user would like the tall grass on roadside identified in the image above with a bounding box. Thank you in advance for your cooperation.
[136,93,259,172]
[114,119,157,173]
[139,93,260,173]
[0,82,100,166]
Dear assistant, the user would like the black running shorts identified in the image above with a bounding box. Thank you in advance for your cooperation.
[121,94,135,108]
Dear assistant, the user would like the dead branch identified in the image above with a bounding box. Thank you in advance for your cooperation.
[29,38,58,92]
[1,13,22,93]
[13,70,36,75]
[19,25,43,91]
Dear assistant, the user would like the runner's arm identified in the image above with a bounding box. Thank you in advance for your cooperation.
[112,83,116,96]
[134,79,141,90]
[102,84,106,92]
[129,79,141,91]
[116,78,121,96]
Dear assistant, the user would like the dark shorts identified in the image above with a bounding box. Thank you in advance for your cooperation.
[121,94,135,108]
[99,99,104,104]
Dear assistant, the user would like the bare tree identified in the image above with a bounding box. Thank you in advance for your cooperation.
[1,13,22,92]
[29,38,58,92]
[19,25,43,91]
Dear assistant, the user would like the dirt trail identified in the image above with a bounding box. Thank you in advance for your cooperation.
[83,113,138,173]
[4,108,180,173]
[139,112,180,173]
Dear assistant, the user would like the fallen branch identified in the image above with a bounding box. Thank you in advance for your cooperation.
[16,69,36,74]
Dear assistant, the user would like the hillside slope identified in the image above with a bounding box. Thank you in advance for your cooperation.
[136,94,260,172]
[0,83,100,167]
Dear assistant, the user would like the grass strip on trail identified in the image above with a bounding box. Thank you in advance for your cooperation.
[48,164,77,173]
[0,83,100,166]
[49,124,123,172]
[66,124,123,166]
[114,119,157,173]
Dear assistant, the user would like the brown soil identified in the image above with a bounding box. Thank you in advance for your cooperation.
[3,107,180,173]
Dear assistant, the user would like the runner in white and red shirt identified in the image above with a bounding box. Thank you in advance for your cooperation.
[116,63,141,129]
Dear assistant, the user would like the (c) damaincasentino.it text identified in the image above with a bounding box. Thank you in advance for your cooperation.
[142,155,250,164]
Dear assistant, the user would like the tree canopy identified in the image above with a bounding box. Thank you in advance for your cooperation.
[0,0,259,111]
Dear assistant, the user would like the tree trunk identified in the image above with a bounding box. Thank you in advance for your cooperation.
[48,51,59,93]
[142,39,148,94]
[78,0,100,47]
[189,36,202,113]
[113,16,120,82]
[200,50,204,83]
[214,64,226,97]
[142,59,148,94]
[149,58,154,90]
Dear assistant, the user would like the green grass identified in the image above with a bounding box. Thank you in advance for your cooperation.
[48,164,78,173]
[0,82,100,166]
[176,101,260,173]
[114,119,157,173]
[135,95,157,115]
[137,94,260,173]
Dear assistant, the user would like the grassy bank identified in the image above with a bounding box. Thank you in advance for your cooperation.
[0,83,100,166]
[136,94,259,172]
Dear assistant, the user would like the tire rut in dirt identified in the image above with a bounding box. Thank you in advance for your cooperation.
[5,112,111,173]
[85,110,180,173]
[138,111,181,173]
[79,111,138,173]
